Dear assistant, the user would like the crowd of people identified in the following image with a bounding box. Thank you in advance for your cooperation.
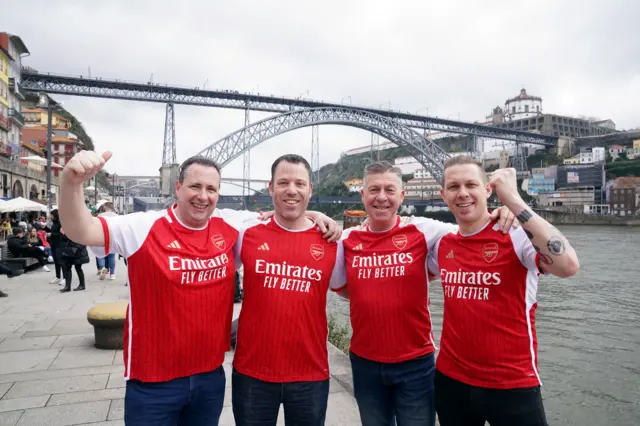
[0,200,124,297]
[49,147,579,426]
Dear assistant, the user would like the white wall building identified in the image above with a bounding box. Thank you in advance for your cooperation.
[504,88,543,121]
[579,147,605,164]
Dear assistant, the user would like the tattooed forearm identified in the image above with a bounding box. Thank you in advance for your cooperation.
[547,237,565,256]
[516,209,533,223]
[525,229,534,240]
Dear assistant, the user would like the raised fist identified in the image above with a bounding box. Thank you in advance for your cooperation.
[61,150,112,185]
[488,168,520,205]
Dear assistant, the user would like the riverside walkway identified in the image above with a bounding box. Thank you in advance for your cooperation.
[0,256,361,425]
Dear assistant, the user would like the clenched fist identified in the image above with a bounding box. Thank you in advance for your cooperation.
[62,150,112,186]
[488,167,521,205]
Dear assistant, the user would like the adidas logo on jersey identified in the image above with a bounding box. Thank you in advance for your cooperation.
[353,244,363,251]
[446,250,454,259]
[258,243,270,251]
[167,241,181,249]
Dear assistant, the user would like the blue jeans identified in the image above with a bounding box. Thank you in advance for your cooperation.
[350,351,436,426]
[96,253,116,275]
[124,367,226,426]
[231,369,329,426]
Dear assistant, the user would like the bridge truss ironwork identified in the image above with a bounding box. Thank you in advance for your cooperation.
[20,71,556,145]
[195,107,451,182]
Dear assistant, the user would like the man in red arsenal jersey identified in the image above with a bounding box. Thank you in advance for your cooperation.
[429,156,579,426]
[232,154,340,426]
[330,161,517,426]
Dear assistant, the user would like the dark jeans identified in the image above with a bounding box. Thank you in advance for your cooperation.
[125,366,226,426]
[232,369,329,426]
[434,370,549,426]
[16,246,48,266]
[350,351,436,426]
[51,245,62,279]
[63,262,85,288]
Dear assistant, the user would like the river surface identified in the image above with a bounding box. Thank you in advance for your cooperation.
[327,225,640,425]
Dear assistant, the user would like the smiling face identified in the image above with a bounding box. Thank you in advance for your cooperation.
[361,171,404,231]
[441,163,492,228]
[174,163,220,228]
[269,160,312,228]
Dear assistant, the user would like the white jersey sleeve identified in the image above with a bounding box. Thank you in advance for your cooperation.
[91,210,164,259]
[329,238,347,291]
[408,216,458,252]
[213,208,261,231]
[427,237,442,276]
[510,226,540,271]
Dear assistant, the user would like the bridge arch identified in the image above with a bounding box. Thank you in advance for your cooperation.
[195,107,451,182]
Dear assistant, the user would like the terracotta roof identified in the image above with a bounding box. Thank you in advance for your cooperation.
[506,88,542,104]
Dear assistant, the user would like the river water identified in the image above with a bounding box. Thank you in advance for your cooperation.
[327,225,640,425]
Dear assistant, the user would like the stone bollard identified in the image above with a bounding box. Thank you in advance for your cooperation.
[87,301,128,350]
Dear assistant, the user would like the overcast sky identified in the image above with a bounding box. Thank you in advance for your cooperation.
[3,0,638,192]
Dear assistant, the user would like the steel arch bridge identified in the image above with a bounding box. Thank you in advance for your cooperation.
[196,107,451,182]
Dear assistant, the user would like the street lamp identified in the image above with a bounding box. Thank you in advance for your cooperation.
[37,93,61,215]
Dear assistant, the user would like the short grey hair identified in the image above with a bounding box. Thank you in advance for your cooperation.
[363,161,403,184]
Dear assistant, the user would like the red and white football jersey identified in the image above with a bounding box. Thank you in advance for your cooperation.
[233,218,339,382]
[330,216,456,363]
[428,221,543,389]
[92,206,257,383]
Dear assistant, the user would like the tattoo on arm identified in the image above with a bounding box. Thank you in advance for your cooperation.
[516,209,533,223]
[525,229,533,240]
[547,237,565,256]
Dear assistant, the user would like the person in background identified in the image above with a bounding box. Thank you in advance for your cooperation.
[59,228,90,292]
[36,225,52,258]
[27,227,51,259]
[7,228,50,272]
[47,210,64,285]
[95,200,118,280]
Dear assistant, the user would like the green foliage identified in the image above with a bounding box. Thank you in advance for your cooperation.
[401,173,413,182]
[327,313,351,354]
[606,158,640,179]
[527,152,564,169]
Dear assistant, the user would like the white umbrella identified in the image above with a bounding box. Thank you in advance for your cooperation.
[0,197,48,213]
[19,156,64,168]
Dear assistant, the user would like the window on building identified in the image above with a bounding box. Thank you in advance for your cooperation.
[525,105,529,113]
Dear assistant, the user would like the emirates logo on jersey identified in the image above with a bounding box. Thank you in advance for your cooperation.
[310,244,324,260]
[482,243,499,263]
[392,234,408,250]
[211,234,226,251]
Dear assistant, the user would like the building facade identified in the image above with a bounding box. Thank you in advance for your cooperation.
[0,33,28,164]
[609,177,640,216]
[486,89,615,139]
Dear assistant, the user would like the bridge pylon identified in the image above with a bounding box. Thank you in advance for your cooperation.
[159,102,179,197]
[311,125,319,184]
[243,106,250,199]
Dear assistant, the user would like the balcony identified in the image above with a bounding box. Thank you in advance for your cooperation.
[0,113,11,132]
[8,77,26,101]
[8,108,25,126]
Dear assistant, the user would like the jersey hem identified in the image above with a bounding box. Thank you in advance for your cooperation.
[126,359,225,383]
[232,365,330,383]
[350,346,435,364]
[330,284,347,292]
[436,366,541,390]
